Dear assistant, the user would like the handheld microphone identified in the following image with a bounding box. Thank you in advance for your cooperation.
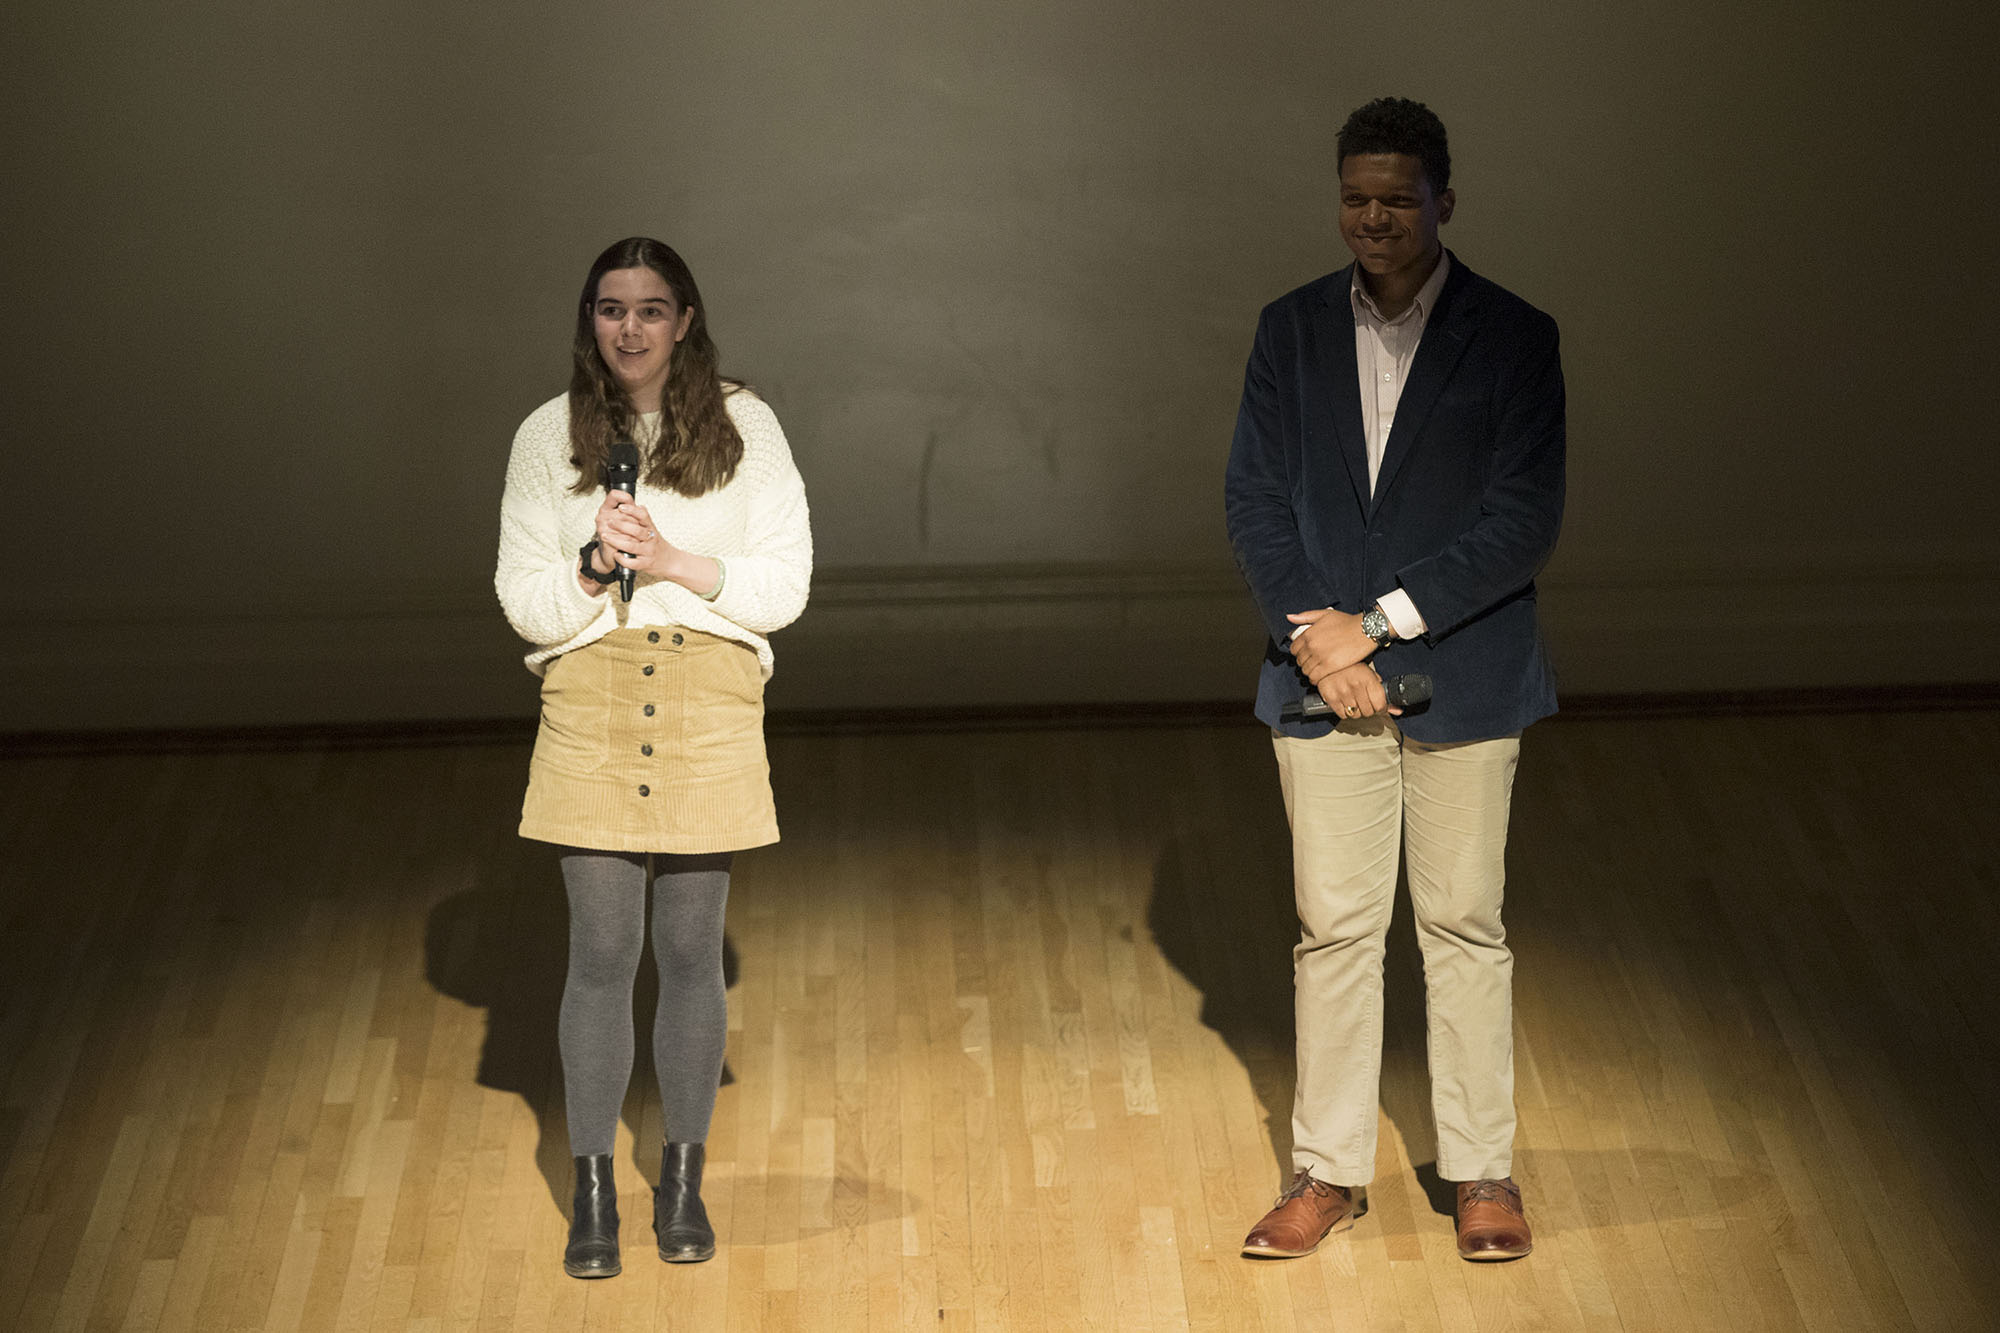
[1281,673,1433,723]
[606,441,641,603]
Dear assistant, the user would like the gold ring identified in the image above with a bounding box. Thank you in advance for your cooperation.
[1345,704,1359,717]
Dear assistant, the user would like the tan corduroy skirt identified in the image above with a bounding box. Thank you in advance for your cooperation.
[519,627,778,854]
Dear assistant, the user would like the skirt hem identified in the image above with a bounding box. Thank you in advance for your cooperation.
[516,821,779,856]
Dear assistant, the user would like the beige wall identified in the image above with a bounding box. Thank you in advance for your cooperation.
[3,0,1996,729]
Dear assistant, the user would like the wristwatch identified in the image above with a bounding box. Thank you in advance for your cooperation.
[578,540,619,585]
[1361,603,1396,648]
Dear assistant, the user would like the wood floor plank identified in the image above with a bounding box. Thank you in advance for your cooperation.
[4,713,1998,1329]
[151,1212,224,1333]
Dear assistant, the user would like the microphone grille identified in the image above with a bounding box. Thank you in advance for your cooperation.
[1385,674,1434,707]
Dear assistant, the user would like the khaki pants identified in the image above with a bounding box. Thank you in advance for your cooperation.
[1273,719,1522,1185]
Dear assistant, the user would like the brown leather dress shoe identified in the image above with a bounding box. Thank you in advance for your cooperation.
[1455,1177,1532,1261]
[1242,1170,1363,1258]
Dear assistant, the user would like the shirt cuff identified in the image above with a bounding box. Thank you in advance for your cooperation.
[1377,588,1427,640]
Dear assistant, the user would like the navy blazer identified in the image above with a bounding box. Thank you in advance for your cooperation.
[1224,254,1565,743]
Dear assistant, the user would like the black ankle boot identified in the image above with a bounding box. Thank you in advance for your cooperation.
[654,1142,716,1262]
[564,1154,621,1278]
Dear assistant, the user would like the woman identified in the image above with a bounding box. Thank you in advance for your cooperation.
[495,237,811,1277]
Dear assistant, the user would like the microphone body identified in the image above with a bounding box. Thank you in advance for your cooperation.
[1280,673,1433,723]
[605,442,641,603]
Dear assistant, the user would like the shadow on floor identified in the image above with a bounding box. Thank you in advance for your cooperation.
[1145,820,1446,1203]
[422,845,739,1213]
[1143,816,1738,1236]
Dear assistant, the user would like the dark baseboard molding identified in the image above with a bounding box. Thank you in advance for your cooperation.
[1551,681,2000,720]
[0,716,542,758]
[770,699,1256,736]
[6,682,1997,757]
[779,681,2000,734]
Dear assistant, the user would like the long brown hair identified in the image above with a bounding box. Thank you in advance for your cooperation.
[566,237,745,497]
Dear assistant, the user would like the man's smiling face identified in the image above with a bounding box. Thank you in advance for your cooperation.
[1338,151,1454,288]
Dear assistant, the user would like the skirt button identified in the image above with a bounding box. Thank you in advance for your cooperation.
[638,785,650,797]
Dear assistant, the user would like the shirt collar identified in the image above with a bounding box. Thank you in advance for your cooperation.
[1350,249,1452,326]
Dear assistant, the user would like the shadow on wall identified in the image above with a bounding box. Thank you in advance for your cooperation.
[422,852,740,1214]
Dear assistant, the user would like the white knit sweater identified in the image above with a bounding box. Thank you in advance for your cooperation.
[495,391,812,678]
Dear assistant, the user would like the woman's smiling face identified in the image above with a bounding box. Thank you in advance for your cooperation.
[591,266,692,412]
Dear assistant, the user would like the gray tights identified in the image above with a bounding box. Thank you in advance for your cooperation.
[558,848,731,1157]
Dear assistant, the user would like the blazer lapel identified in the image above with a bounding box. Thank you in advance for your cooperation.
[1310,267,1372,514]
[1370,255,1477,512]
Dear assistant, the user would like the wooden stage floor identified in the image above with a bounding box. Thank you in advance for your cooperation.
[1,710,1995,1330]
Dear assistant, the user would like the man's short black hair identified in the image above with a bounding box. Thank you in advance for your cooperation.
[1336,98,1451,195]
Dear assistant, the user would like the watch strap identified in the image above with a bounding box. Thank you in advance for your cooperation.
[579,540,619,585]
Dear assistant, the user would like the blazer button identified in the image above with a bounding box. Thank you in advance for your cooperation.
[638,785,650,797]
[642,664,655,676]
[641,744,653,756]
[671,632,684,646]
[643,704,655,717]
[647,631,660,643]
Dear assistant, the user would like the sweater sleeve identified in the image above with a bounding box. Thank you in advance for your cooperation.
[494,404,612,648]
[702,395,812,635]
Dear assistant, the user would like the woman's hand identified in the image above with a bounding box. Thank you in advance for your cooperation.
[596,490,666,574]
[1314,662,1401,720]
[594,491,722,596]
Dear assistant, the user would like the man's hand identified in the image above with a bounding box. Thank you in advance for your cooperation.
[1286,607,1377,684]
[1313,663,1401,720]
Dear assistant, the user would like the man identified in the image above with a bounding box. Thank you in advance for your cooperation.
[1223,97,1564,1262]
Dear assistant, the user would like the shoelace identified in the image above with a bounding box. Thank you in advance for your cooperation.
[1275,1171,1338,1205]
[1459,1179,1519,1207]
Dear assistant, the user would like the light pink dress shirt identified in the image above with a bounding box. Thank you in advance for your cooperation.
[1349,252,1452,639]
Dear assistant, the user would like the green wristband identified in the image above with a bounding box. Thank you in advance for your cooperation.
[700,557,727,603]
